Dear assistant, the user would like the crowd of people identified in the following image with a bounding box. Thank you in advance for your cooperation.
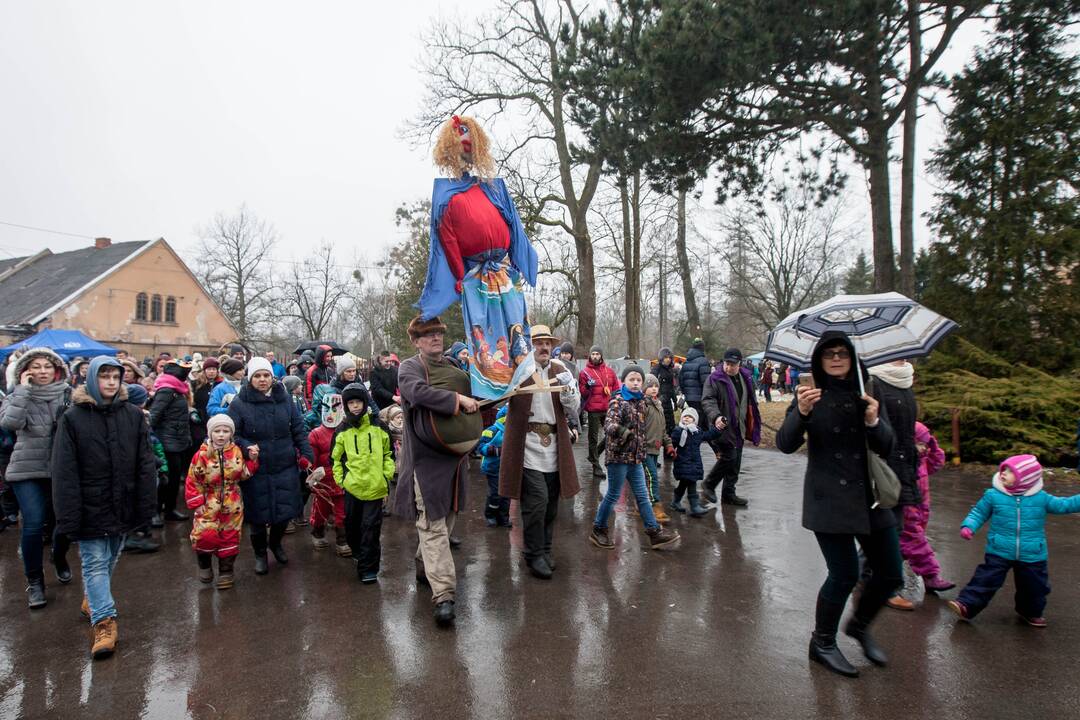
[0,329,1076,678]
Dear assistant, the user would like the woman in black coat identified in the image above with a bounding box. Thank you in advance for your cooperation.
[776,331,900,679]
[148,360,194,522]
[227,359,314,575]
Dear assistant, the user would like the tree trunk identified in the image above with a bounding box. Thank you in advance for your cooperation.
[899,0,920,297]
[674,188,702,338]
[866,128,897,293]
[574,231,597,357]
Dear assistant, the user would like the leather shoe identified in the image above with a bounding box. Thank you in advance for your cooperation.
[720,494,749,507]
[165,510,189,522]
[701,487,718,504]
[844,618,888,666]
[434,600,455,626]
[887,595,915,611]
[527,557,553,580]
[52,551,72,584]
[448,536,462,549]
[254,554,269,575]
[270,545,289,565]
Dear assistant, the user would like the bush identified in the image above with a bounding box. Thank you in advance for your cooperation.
[917,338,1080,467]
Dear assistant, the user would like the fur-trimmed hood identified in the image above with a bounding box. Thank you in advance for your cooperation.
[72,382,129,407]
[14,347,70,384]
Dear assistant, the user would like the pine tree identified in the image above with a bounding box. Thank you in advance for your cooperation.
[924,0,1080,371]
[843,251,875,295]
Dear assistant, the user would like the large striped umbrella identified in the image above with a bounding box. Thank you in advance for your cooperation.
[765,292,957,377]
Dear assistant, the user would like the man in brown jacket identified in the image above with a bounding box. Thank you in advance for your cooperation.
[499,325,580,579]
[392,316,479,626]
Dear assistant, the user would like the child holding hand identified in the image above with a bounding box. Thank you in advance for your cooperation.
[668,407,721,518]
[949,454,1080,627]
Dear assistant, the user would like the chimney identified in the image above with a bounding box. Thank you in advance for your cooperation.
[94,237,112,249]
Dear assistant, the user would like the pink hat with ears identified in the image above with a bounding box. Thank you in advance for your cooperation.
[1000,454,1042,494]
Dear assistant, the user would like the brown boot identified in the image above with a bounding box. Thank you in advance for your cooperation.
[80,595,89,619]
[216,556,235,590]
[652,502,670,522]
[645,525,680,549]
[91,617,118,660]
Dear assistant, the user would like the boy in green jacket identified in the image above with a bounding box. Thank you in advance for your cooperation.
[332,383,395,584]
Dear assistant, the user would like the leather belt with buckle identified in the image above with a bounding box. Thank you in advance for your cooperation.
[528,422,555,447]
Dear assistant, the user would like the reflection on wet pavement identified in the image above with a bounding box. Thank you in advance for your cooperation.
[2,447,1079,719]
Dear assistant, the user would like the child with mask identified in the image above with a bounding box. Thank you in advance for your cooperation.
[949,455,1080,627]
[52,357,157,659]
[207,358,246,417]
[668,407,721,518]
[332,383,395,583]
[308,387,349,555]
[185,413,257,590]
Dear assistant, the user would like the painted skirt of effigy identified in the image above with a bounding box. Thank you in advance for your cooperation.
[461,252,533,399]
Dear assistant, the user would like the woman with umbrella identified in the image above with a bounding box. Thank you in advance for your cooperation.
[775,331,899,678]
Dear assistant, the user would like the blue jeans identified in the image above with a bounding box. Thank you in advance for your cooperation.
[80,536,124,625]
[594,463,658,530]
[10,478,69,579]
[643,454,660,504]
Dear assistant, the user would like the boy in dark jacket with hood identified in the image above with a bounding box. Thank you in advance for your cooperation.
[52,357,157,660]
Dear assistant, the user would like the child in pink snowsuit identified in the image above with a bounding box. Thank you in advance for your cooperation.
[900,422,952,591]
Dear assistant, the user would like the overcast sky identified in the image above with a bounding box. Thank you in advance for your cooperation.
[0,2,986,268]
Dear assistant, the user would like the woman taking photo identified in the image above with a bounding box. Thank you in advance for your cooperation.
[227,358,313,575]
[0,348,73,608]
[776,331,900,678]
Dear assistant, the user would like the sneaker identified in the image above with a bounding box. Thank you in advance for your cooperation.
[923,575,956,592]
[1018,613,1047,628]
[720,494,749,507]
[91,617,118,660]
[335,541,352,558]
[645,525,680,549]
[311,528,329,550]
[360,571,378,584]
[485,517,498,528]
[887,595,915,611]
[284,520,296,535]
[589,527,614,550]
[947,600,970,621]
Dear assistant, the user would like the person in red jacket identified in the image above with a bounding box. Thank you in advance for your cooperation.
[307,389,349,556]
[578,345,620,478]
[304,345,335,403]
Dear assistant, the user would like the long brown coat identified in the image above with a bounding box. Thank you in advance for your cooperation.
[392,354,470,522]
[499,359,580,500]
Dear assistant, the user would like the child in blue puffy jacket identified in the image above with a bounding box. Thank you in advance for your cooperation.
[476,406,511,528]
[667,407,721,518]
[949,454,1080,627]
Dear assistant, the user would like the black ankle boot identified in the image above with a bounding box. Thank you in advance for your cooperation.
[253,554,269,575]
[52,550,72,585]
[844,618,888,666]
[26,576,47,609]
[270,545,289,565]
[809,632,859,677]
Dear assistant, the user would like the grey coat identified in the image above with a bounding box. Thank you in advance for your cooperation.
[0,348,71,482]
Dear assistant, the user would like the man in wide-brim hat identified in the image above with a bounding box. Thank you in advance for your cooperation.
[498,324,581,579]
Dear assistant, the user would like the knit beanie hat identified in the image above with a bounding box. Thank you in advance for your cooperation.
[246,357,274,380]
[220,358,245,377]
[589,345,603,355]
[202,357,220,371]
[644,373,659,390]
[558,341,575,357]
[692,337,705,350]
[206,413,235,437]
[681,406,699,424]
[620,364,645,382]
[335,355,357,373]
[659,347,673,361]
[999,454,1042,494]
[125,382,149,408]
[282,375,303,394]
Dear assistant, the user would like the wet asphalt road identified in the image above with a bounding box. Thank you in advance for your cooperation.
[2,446,1079,720]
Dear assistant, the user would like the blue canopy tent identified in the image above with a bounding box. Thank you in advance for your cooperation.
[0,329,119,362]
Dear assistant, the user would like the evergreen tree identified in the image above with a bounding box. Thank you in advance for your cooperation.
[924,0,1080,370]
[843,251,875,294]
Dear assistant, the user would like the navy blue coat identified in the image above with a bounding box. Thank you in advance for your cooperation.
[679,348,711,403]
[669,425,721,481]
[228,382,314,525]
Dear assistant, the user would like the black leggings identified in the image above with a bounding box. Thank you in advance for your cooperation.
[814,526,903,634]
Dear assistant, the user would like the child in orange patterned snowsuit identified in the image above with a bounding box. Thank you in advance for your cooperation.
[185,413,257,589]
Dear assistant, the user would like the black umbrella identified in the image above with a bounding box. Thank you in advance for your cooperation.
[293,340,348,356]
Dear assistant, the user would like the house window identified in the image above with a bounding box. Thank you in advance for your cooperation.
[151,294,162,322]
[165,296,177,323]
[135,293,148,321]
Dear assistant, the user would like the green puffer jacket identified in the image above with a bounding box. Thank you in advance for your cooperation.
[331,413,395,501]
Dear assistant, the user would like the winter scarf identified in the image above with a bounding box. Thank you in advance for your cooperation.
[619,385,643,401]
[153,372,191,397]
[678,407,699,446]
[868,361,914,389]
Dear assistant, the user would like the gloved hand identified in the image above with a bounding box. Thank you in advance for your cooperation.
[960,527,973,540]
[666,446,676,458]
[555,371,573,387]
[586,378,596,388]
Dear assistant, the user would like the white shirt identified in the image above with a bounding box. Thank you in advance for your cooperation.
[523,361,580,473]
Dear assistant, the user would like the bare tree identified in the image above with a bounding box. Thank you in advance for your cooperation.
[276,241,351,340]
[411,0,603,354]
[194,204,277,342]
[722,186,852,335]
[674,188,702,340]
